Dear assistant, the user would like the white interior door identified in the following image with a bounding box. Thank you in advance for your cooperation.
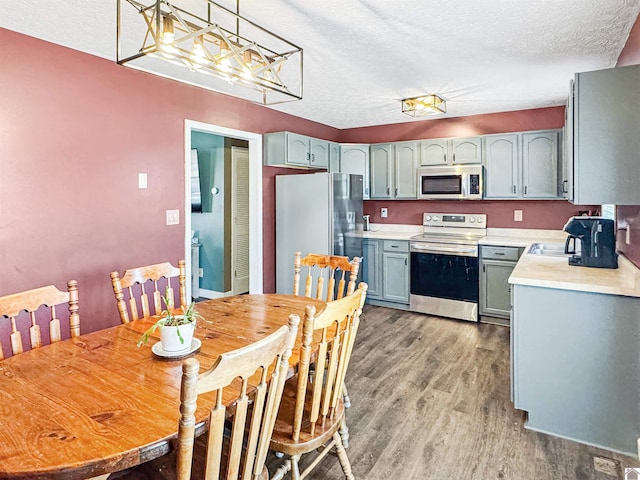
[231,147,250,295]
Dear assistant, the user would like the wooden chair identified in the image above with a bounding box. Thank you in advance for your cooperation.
[117,314,300,480]
[270,283,368,480]
[293,252,360,302]
[293,251,361,409]
[0,281,79,360]
[110,260,186,323]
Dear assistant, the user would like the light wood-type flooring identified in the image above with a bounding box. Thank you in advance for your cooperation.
[274,305,640,480]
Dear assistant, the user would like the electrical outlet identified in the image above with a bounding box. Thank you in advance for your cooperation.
[381,207,388,218]
[514,210,523,222]
[138,173,147,189]
[166,209,180,225]
[198,268,204,278]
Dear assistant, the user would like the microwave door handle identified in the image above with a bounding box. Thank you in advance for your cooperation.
[461,173,467,197]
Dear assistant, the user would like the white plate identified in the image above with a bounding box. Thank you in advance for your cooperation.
[152,338,201,359]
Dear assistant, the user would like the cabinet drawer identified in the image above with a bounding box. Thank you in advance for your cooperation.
[383,240,409,253]
[481,246,521,261]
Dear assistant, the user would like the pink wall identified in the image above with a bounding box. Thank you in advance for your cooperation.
[0,27,339,334]
[615,14,640,267]
[338,106,565,143]
[365,200,595,230]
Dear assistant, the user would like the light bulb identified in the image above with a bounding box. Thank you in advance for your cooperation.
[160,16,178,58]
[190,40,207,70]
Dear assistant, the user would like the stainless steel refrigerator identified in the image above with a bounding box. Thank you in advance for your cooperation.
[275,173,364,294]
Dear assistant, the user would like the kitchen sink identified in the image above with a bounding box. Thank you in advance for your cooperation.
[527,242,573,257]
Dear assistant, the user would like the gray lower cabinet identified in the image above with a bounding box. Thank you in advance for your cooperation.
[362,239,381,299]
[511,284,640,456]
[479,245,522,325]
[362,239,409,307]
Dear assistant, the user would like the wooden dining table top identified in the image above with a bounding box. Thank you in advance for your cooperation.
[0,294,325,480]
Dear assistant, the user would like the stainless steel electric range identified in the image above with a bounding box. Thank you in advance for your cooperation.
[410,212,487,322]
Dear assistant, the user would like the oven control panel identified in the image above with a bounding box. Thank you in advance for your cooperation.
[422,213,486,228]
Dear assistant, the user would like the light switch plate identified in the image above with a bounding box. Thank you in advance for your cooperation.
[138,173,147,189]
[166,209,179,225]
[381,207,388,218]
[514,210,523,222]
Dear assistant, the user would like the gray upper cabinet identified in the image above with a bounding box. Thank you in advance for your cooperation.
[285,132,311,167]
[394,142,418,198]
[450,138,482,164]
[370,142,418,199]
[339,144,370,199]
[309,139,329,169]
[522,131,559,198]
[328,142,340,173]
[264,131,329,169]
[420,137,482,166]
[572,64,640,204]
[483,130,560,199]
[483,134,519,198]
[370,144,394,198]
[420,139,448,165]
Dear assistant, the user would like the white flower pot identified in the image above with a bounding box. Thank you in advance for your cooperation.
[159,318,196,353]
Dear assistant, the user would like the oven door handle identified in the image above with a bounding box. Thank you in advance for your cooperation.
[411,244,478,256]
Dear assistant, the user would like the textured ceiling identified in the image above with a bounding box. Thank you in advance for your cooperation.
[1,0,639,129]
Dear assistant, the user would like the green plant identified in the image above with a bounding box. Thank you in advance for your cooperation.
[137,295,204,347]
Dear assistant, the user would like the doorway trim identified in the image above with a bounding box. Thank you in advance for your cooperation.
[184,120,263,296]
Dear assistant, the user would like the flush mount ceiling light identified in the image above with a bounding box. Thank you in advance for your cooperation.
[401,94,446,117]
[117,0,303,105]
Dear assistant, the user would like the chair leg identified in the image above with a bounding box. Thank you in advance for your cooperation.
[342,382,351,408]
[333,432,355,480]
[272,457,292,480]
[291,455,301,480]
[339,418,350,449]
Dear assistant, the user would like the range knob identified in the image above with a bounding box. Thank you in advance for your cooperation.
[469,217,476,223]
[477,216,485,223]
[432,215,440,222]
[425,215,432,222]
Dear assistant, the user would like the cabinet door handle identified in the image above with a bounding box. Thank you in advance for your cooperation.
[453,153,456,163]
[395,187,398,196]
[405,258,407,266]
[524,186,528,195]
[512,185,516,194]
[387,187,390,195]
[494,252,505,256]
[307,152,311,161]
[483,264,486,273]
[444,153,447,163]
[311,153,315,163]
[562,180,568,193]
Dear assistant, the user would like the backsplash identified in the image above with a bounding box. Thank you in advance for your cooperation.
[364,200,598,230]
[615,206,640,268]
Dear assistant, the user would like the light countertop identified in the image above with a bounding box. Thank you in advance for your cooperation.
[509,251,640,298]
[360,223,640,298]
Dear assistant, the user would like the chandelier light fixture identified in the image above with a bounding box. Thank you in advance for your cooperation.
[117,0,303,105]
[401,94,446,117]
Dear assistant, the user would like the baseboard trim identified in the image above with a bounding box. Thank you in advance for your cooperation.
[198,289,233,299]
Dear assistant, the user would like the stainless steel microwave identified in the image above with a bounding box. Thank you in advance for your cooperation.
[417,165,483,200]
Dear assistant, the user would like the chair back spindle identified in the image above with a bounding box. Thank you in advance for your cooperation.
[177,315,300,480]
[293,252,360,302]
[293,283,367,440]
[0,280,79,359]
[110,260,186,323]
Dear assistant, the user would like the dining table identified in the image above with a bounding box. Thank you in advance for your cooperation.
[0,293,326,480]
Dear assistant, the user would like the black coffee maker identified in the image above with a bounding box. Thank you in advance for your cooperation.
[563,216,618,269]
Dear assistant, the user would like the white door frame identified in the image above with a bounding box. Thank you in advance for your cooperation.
[184,120,263,296]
